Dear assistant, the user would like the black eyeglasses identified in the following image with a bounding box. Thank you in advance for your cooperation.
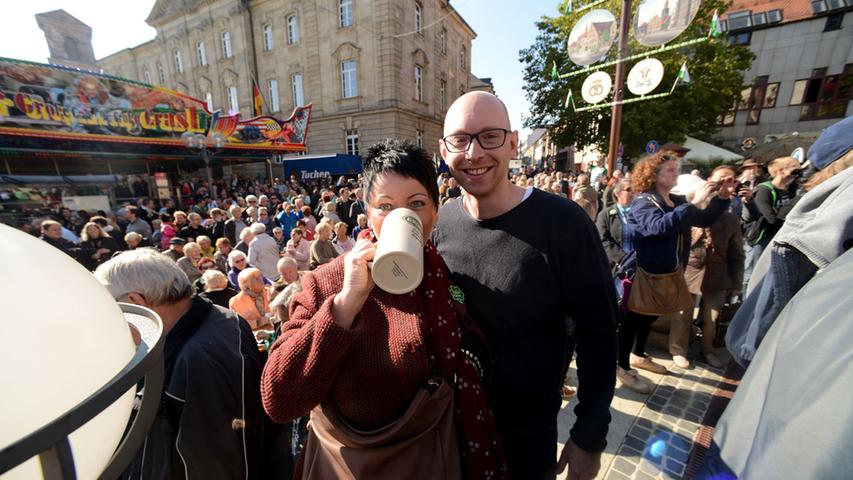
[442,128,510,153]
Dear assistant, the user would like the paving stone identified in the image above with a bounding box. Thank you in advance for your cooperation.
[612,458,637,476]
[637,418,654,430]
[663,406,682,416]
[669,397,689,408]
[604,471,631,480]
[630,426,652,441]
[633,471,656,480]
[640,410,661,421]
[619,445,642,458]
[666,458,685,475]
[638,459,662,476]
[624,435,647,452]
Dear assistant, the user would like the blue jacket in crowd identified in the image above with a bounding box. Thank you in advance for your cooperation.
[629,192,730,274]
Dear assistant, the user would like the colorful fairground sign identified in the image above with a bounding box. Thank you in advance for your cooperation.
[0,57,311,152]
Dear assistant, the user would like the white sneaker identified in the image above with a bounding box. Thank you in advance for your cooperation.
[672,355,691,369]
[616,366,653,394]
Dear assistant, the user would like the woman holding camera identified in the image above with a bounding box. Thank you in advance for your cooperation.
[617,152,733,392]
[261,140,505,479]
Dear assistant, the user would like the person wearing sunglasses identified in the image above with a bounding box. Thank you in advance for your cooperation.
[596,179,636,268]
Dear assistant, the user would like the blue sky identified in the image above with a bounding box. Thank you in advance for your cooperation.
[0,0,562,141]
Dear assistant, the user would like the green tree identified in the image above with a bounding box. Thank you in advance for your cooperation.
[520,0,754,161]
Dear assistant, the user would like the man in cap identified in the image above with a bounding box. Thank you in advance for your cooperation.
[163,237,186,262]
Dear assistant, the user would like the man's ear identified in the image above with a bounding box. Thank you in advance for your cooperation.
[124,292,148,307]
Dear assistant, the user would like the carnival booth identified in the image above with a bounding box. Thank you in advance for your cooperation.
[0,57,311,216]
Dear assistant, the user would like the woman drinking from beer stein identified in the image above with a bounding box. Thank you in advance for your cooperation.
[261,140,506,479]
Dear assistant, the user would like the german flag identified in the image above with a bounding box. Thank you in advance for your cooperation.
[252,81,264,117]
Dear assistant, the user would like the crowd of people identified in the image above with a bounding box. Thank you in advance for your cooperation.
[6,92,851,479]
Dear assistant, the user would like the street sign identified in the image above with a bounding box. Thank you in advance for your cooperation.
[646,140,659,155]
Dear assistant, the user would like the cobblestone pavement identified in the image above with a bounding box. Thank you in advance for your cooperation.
[557,349,726,480]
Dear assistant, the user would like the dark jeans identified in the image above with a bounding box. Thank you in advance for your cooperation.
[617,311,659,370]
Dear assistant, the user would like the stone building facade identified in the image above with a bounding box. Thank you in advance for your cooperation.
[95,0,477,159]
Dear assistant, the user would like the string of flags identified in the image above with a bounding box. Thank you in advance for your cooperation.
[552,5,720,112]
[670,62,691,94]
[709,10,722,38]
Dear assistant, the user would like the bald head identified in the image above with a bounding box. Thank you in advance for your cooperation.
[444,91,511,136]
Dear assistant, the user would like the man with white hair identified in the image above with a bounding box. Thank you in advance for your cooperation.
[94,249,267,479]
[224,205,247,246]
[247,222,280,281]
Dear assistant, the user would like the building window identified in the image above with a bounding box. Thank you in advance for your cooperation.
[341,60,357,98]
[288,15,299,44]
[292,73,304,107]
[440,79,447,111]
[415,3,422,34]
[143,69,152,84]
[790,65,852,120]
[205,92,214,110]
[346,129,359,155]
[414,64,424,101]
[228,85,239,114]
[811,0,829,14]
[157,62,165,83]
[727,10,752,30]
[222,31,233,58]
[263,24,273,52]
[197,41,207,66]
[440,28,447,54]
[174,50,184,73]
[268,79,280,112]
[459,46,466,70]
[416,129,423,148]
[728,32,751,45]
[825,14,844,32]
[767,9,783,23]
[340,0,353,28]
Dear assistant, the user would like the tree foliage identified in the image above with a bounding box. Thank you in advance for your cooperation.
[520,0,754,160]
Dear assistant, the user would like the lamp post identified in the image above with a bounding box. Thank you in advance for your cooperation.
[181,131,226,200]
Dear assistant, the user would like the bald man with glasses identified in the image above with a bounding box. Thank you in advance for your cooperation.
[433,92,618,480]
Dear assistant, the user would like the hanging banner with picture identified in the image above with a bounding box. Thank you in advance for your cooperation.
[0,57,311,152]
[567,9,618,66]
[633,0,702,47]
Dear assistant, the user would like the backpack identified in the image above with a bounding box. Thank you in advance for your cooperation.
[742,181,777,246]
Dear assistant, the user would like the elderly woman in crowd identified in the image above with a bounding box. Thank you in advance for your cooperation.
[80,221,118,270]
[227,249,271,289]
[272,227,287,253]
[229,267,273,331]
[261,139,506,478]
[309,221,338,269]
[176,241,204,283]
[617,151,733,393]
[235,226,254,255]
[197,235,215,258]
[596,179,635,268]
[332,221,354,254]
[191,256,219,292]
[283,227,311,271]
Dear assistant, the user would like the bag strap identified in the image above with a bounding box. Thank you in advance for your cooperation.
[643,194,682,268]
